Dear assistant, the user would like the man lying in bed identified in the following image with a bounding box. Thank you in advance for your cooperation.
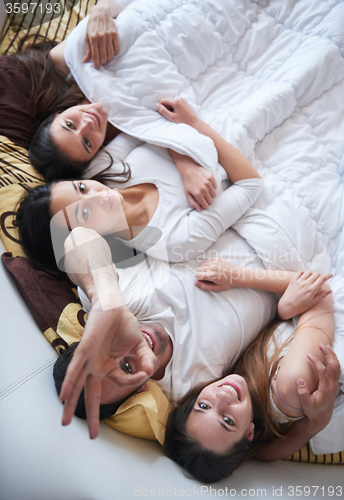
[53,225,335,460]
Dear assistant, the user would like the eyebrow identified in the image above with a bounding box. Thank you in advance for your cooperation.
[60,124,91,154]
[193,408,233,433]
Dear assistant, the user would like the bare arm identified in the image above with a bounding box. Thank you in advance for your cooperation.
[257,344,340,461]
[49,0,124,74]
[158,97,261,183]
[272,289,335,412]
[60,227,155,439]
[194,262,332,299]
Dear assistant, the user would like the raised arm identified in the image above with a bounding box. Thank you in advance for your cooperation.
[271,285,335,413]
[158,97,261,183]
[83,0,124,69]
[257,344,340,461]
[50,0,124,74]
[60,227,155,439]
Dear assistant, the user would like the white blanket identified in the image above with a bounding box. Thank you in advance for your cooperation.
[65,0,344,454]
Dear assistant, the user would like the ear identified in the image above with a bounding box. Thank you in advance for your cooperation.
[246,422,255,442]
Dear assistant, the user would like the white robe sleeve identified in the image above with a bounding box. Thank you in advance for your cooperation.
[166,178,263,262]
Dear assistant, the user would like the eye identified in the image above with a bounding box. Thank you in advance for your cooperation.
[198,402,210,410]
[84,138,91,148]
[223,416,235,426]
[65,121,74,129]
[78,182,86,194]
[122,361,133,374]
[82,207,89,221]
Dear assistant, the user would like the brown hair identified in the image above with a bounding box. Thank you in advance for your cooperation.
[11,35,84,123]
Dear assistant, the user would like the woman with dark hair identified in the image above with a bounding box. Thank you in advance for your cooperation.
[5,0,124,181]
[16,98,263,272]
[164,270,340,483]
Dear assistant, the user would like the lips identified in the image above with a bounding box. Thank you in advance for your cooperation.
[218,382,241,401]
[85,111,101,129]
[141,329,155,352]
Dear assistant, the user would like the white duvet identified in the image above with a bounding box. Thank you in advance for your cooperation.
[65,0,344,454]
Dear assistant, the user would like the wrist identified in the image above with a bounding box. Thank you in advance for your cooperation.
[306,415,330,435]
[91,0,123,17]
[190,117,209,134]
[229,266,245,287]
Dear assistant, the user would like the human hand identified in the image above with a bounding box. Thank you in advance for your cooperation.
[278,270,332,320]
[194,258,242,291]
[170,151,217,210]
[84,4,121,69]
[297,344,340,433]
[60,306,155,439]
[157,97,201,128]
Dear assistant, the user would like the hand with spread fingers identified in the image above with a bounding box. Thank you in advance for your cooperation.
[296,343,341,433]
[277,270,333,320]
[60,306,155,439]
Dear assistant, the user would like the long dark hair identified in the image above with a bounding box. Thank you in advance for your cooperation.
[15,183,63,272]
[11,35,84,123]
[15,163,131,273]
[11,35,94,180]
[28,114,91,181]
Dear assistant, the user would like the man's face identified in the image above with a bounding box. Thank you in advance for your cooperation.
[100,323,172,404]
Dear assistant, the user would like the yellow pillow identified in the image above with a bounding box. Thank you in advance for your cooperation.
[105,380,171,445]
[0,135,44,255]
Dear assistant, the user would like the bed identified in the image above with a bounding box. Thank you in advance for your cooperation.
[0,1,343,499]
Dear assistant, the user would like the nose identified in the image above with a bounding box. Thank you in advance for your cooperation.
[89,190,108,206]
[79,112,95,133]
[214,388,235,410]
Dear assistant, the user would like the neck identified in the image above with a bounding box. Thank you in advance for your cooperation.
[119,184,158,235]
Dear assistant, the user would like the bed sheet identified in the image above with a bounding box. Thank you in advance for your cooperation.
[65,0,344,453]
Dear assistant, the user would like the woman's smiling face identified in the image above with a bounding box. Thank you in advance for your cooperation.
[186,374,254,455]
[50,103,109,163]
[50,180,128,235]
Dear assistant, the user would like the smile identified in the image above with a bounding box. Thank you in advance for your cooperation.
[142,330,154,351]
[85,111,101,128]
[219,383,241,401]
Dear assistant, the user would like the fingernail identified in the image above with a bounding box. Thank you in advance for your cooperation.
[296,379,305,387]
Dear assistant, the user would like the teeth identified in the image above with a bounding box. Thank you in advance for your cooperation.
[221,385,238,398]
[143,332,153,351]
